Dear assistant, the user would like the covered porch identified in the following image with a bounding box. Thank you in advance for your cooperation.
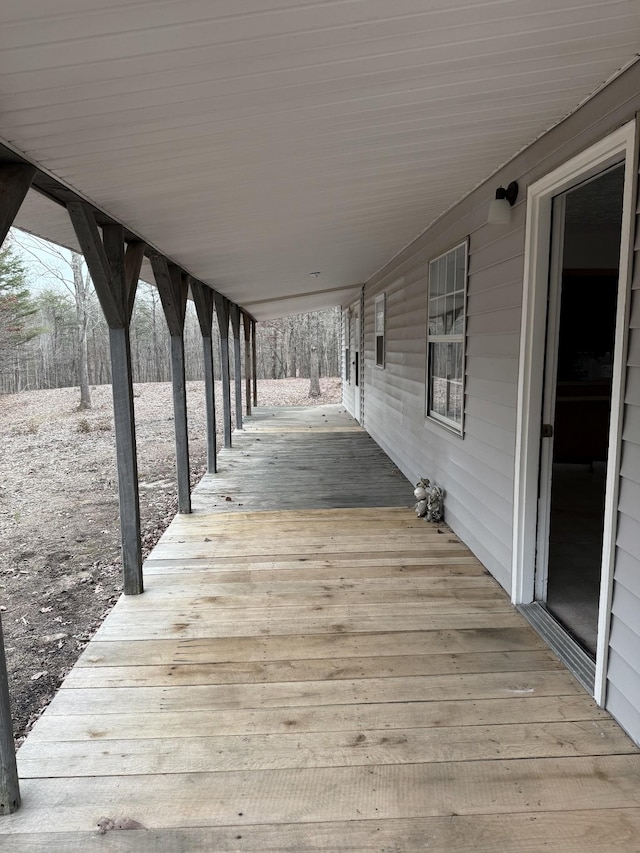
[2,406,639,850]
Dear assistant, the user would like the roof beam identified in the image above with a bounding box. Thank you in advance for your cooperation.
[68,202,124,327]
[149,253,188,336]
[0,163,36,246]
[124,241,145,318]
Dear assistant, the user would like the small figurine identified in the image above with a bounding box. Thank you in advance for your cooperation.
[413,477,444,522]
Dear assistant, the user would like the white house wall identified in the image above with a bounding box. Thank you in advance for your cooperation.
[360,61,640,743]
[363,198,524,591]
[607,181,640,743]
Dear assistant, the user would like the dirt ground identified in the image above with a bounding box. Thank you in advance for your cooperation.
[0,377,341,745]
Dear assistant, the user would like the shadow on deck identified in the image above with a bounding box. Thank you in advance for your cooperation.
[2,405,640,851]
[192,404,412,513]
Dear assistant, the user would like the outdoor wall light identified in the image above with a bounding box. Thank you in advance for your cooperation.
[487,181,518,224]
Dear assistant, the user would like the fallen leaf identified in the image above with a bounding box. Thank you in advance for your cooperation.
[30,671,48,681]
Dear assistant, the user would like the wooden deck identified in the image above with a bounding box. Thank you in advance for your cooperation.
[191,404,412,513]
[2,406,640,850]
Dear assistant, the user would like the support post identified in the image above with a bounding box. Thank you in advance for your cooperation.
[230,303,243,431]
[0,616,19,815]
[0,164,35,814]
[215,293,232,448]
[108,325,141,589]
[242,311,252,417]
[191,281,217,474]
[170,331,190,511]
[68,204,145,595]
[0,164,36,246]
[149,255,191,513]
[251,318,258,408]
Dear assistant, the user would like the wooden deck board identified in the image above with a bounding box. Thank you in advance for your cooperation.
[8,811,640,853]
[2,405,639,851]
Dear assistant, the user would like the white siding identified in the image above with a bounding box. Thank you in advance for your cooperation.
[363,206,523,591]
[360,64,640,744]
[607,191,640,741]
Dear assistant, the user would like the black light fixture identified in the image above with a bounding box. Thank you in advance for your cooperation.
[487,181,518,224]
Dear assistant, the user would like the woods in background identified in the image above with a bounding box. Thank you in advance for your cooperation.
[0,232,342,398]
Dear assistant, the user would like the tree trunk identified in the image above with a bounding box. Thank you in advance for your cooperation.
[72,253,92,410]
[309,344,320,397]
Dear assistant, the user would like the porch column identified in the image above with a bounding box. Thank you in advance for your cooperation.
[191,281,217,474]
[214,293,232,448]
[68,204,145,595]
[149,255,191,513]
[0,619,19,815]
[0,162,35,815]
[242,311,252,417]
[230,302,243,431]
[251,318,258,407]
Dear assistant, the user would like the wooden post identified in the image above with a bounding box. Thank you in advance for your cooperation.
[0,163,36,814]
[242,311,252,417]
[215,293,232,448]
[68,205,145,595]
[191,281,217,474]
[251,318,258,408]
[0,163,36,246]
[109,324,142,588]
[0,615,19,815]
[230,303,243,431]
[150,255,191,513]
[170,332,190,511]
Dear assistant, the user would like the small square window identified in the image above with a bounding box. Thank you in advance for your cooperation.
[426,241,467,433]
[375,293,385,368]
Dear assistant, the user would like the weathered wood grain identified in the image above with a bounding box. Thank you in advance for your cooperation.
[191,405,412,513]
[7,810,640,853]
[18,719,636,778]
[3,405,639,851]
[25,694,611,744]
[5,756,640,833]
[63,649,563,689]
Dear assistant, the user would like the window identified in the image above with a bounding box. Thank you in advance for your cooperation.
[426,241,467,433]
[375,293,385,367]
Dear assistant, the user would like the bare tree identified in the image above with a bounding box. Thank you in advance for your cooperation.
[71,253,92,409]
[309,345,320,396]
[11,231,95,408]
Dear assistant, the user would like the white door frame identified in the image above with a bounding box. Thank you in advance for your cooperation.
[512,119,637,704]
[353,301,361,423]
[534,194,566,603]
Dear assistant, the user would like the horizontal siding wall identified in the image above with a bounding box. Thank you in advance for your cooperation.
[360,62,640,743]
[363,217,522,591]
[607,171,640,743]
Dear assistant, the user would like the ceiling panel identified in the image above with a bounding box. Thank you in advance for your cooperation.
[1,0,639,318]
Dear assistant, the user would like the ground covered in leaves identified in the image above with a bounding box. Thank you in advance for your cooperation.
[0,377,340,745]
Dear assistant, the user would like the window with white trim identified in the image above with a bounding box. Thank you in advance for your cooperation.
[426,241,467,433]
[375,293,385,368]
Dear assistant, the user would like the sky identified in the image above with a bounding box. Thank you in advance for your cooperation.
[8,226,79,295]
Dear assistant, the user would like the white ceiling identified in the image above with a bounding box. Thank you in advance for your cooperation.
[1,0,639,318]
